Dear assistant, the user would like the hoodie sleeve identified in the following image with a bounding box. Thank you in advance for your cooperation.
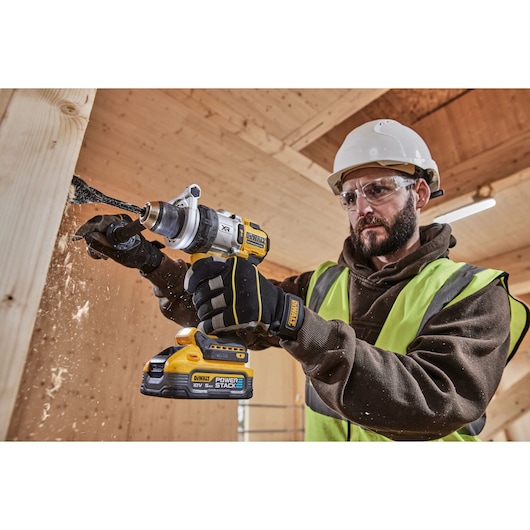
[281,278,511,441]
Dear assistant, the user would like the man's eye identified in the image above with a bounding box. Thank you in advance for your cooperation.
[365,184,386,197]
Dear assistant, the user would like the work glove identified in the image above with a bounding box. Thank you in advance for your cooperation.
[184,256,304,340]
[73,214,164,273]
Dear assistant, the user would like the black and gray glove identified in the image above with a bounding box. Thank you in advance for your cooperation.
[73,214,164,273]
[184,256,304,340]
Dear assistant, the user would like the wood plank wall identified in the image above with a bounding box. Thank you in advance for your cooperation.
[0,89,96,440]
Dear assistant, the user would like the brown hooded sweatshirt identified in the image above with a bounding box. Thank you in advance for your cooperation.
[143,223,513,441]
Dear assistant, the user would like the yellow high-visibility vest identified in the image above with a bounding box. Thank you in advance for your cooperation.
[304,258,529,442]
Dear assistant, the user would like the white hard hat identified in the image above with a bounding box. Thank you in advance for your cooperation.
[327,119,440,196]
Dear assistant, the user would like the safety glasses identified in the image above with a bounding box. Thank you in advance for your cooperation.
[339,175,417,211]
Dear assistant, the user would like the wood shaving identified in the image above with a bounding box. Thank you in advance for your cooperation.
[72,300,89,322]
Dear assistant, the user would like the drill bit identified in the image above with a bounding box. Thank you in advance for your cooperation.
[68,175,144,215]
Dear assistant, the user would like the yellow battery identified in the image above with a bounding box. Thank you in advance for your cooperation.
[140,328,253,399]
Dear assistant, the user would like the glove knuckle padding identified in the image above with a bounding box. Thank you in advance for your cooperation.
[191,283,225,309]
[84,231,113,249]
[196,295,225,321]
[212,313,228,332]
[231,259,261,324]
[211,293,227,311]
[184,256,228,294]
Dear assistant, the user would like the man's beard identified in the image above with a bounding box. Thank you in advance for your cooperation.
[350,193,417,260]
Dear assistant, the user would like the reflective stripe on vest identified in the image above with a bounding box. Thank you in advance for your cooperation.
[304,258,529,442]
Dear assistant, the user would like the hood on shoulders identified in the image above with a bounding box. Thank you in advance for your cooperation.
[337,223,457,283]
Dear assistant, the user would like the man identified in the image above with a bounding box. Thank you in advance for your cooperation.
[76,119,529,441]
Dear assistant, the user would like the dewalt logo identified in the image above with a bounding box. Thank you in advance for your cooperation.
[246,232,266,249]
[287,299,300,328]
[192,373,214,383]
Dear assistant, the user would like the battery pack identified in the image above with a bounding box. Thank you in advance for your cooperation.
[140,328,254,399]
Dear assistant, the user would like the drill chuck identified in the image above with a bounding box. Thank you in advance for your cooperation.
[140,201,186,240]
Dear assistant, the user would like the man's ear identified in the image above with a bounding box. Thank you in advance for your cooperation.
[415,179,431,209]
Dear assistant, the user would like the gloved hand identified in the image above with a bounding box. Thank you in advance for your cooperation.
[184,256,304,340]
[73,214,164,273]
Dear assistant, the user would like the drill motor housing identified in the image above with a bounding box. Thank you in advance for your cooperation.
[139,184,269,265]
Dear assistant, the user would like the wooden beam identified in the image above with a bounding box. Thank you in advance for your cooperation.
[422,165,530,222]
[235,120,330,191]
[472,245,530,297]
[0,89,96,440]
[428,129,530,207]
[283,89,389,151]
[481,370,530,440]
[0,89,14,122]
[419,90,530,211]
[164,89,331,191]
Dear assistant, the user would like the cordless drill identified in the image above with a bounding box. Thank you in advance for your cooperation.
[106,184,269,400]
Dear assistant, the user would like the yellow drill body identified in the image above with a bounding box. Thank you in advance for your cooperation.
[137,184,267,399]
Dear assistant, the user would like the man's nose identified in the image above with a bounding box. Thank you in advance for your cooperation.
[354,194,374,215]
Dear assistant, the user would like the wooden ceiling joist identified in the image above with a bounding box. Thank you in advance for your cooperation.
[283,89,390,150]
[474,245,530,297]
[427,129,530,209]
[164,89,330,186]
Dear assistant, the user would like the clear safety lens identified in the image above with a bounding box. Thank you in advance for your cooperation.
[339,176,416,211]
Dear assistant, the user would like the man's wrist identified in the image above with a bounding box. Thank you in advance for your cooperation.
[272,293,305,340]
[139,247,164,274]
